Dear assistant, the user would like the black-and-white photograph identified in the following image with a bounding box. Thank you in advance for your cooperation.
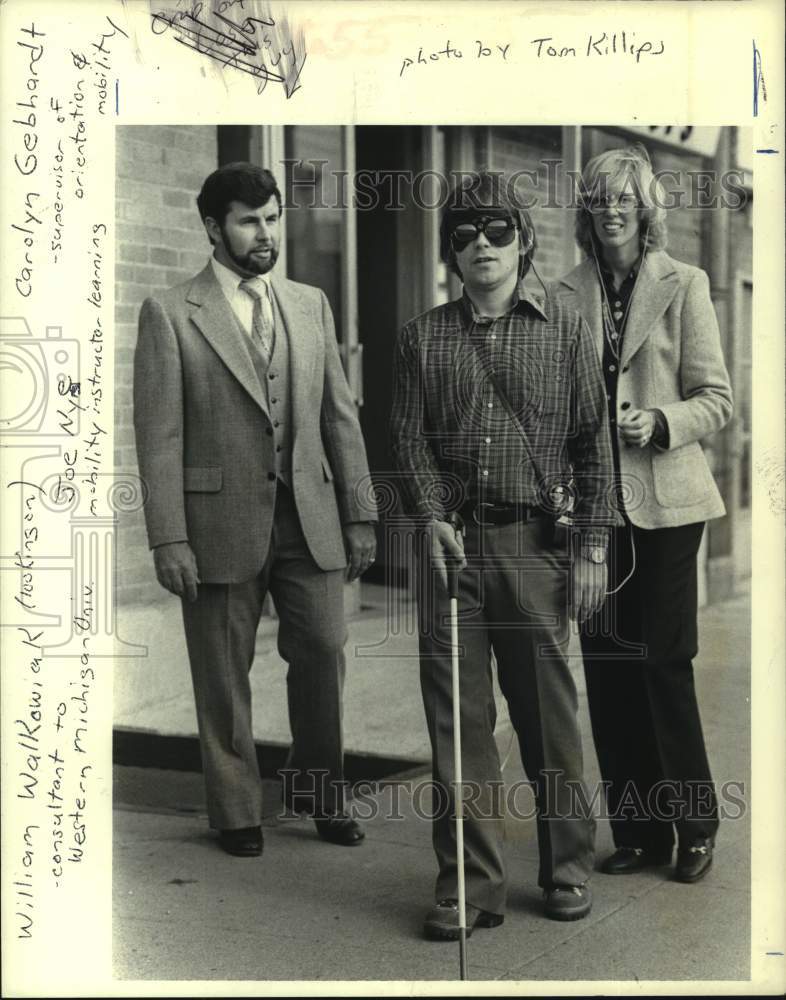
[112,123,752,982]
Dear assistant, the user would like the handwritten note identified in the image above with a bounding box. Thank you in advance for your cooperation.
[400,39,511,77]
[531,31,665,62]
[3,6,122,988]
[398,31,665,79]
[149,0,307,98]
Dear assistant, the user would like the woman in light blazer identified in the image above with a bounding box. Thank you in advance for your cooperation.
[550,144,732,883]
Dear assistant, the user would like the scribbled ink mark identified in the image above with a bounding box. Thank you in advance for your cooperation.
[149,2,306,99]
[753,39,766,116]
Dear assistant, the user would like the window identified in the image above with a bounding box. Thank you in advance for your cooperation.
[283,127,347,339]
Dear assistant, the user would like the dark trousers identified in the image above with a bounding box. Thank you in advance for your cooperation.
[416,515,595,915]
[580,520,718,853]
[181,484,348,830]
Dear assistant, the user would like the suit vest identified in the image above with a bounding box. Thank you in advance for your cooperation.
[233,289,293,487]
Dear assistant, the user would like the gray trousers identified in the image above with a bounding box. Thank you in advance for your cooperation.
[416,514,595,915]
[181,484,347,830]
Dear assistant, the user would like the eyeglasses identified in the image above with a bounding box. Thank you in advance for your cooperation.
[450,215,518,249]
[586,193,639,214]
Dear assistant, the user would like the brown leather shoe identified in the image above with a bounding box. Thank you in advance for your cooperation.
[423,899,504,940]
[219,826,263,857]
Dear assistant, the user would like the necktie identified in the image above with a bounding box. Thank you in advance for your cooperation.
[239,278,275,365]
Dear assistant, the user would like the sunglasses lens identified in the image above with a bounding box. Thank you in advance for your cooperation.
[485,219,515,244]
[451,224,478,246]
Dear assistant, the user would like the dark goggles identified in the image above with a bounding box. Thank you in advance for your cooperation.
[450,215,518,250]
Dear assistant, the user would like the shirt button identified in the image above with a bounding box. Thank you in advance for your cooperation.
[485,437,491,444]
[481,469,489,477]
[614,300,622,308]
[490,333,497,341]
[487,402,494,409]
[608,365,616,373]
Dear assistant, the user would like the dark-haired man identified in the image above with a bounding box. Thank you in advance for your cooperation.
[134,162,377,857]
[391,172,621,934]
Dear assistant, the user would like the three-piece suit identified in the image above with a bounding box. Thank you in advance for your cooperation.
[134,260,376,828]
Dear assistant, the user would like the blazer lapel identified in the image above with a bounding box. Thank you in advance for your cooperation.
[621,251,680,366]
[556,261,604,361]
[187,264,269,416]
[269,276,317,437]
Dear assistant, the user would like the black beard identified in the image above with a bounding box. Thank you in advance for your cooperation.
[220,227,279,276]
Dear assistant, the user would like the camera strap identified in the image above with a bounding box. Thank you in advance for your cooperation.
[485,366,574,517]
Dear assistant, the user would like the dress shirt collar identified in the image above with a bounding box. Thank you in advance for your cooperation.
[211,255,271,300]
[459,281,548,325]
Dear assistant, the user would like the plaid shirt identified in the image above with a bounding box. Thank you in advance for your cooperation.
[390,287,622,543]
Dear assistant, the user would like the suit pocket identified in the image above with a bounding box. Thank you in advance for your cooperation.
[183,467,223,492]
[652,444,710,507]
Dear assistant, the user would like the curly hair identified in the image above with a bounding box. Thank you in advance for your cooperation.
[574,143,668,258]
[439,171,537,281]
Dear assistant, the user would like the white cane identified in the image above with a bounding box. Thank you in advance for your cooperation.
[445,511,468,980]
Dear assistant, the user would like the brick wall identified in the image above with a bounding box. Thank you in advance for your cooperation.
[488,126,571,284]
[115,125,218,606]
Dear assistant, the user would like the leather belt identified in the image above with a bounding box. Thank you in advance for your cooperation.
[459,499,544,527]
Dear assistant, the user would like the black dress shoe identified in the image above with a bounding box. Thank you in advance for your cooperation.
[676,837,714,883]
[543,884,592,921]
[600,846,673,874]
[313,814,365,846]
[219,825,263,857]
[423,899,504,940]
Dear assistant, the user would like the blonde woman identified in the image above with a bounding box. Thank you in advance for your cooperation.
[550,144,732,883]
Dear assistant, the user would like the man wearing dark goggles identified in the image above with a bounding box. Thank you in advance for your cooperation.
[391,172,620,938]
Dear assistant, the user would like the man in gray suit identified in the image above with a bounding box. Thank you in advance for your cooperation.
[134,162,377,857]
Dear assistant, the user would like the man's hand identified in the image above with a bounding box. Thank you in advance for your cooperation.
[570,555,607,623]
[153,541,200,602]
[344,522,377,581]
[619,408,654,448]
[424,519,466,591]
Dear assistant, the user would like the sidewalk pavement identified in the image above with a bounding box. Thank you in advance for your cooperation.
[113,587,750,984]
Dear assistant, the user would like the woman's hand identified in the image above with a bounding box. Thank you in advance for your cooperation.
[619,408,655,448]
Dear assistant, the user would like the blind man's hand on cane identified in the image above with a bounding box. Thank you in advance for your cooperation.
[425,518,467,591]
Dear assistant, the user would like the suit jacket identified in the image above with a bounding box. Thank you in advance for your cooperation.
[133,263,376,583]
[549,251,733,529]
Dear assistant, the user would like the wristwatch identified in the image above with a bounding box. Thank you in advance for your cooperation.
[582,546,607,565]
